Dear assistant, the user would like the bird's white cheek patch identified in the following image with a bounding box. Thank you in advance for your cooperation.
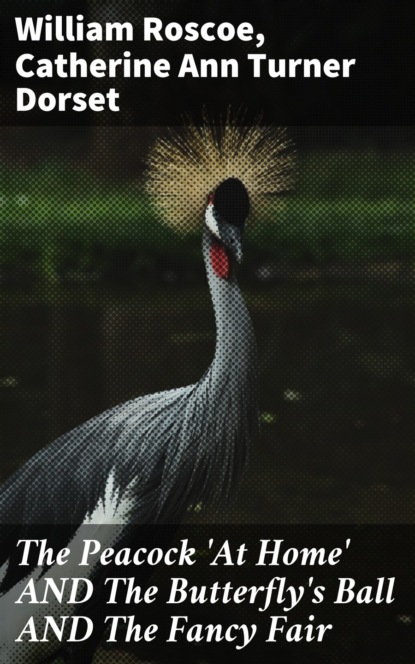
[210,242,230,279]
[205,204,220,239]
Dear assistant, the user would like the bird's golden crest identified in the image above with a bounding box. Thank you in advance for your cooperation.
[146,113,296,233]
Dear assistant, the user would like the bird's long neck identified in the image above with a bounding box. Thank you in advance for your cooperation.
[202,229,257,389]
[153,231,259,519]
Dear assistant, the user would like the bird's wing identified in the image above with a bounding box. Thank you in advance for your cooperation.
[0,385,192,592]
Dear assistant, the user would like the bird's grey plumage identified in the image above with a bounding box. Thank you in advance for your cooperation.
[0,224,258,554]
[0,202,258,662]
[0,117,294,662]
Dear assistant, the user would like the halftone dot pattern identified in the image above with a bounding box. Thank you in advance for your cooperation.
[146,119,295,232]
[0,125,413,662]
[1,0,414,127]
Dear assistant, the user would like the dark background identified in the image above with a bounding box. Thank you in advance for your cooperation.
[0,0,414,127]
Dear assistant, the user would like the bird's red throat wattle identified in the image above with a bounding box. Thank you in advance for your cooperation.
[210,241,230,279]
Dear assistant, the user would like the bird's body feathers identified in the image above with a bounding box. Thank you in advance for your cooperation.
[0,117,293,663]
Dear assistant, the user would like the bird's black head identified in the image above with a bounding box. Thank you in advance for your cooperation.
[214,177,250,228]
[205,178,250,274]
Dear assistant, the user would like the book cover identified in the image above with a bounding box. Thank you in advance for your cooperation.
[0,1,413,661]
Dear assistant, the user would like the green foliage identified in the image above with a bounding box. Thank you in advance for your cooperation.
[0,161,175,247]
[298,150,415,200]
[248,150,414,260]
[250,197,413,261]
[0,151,413,283]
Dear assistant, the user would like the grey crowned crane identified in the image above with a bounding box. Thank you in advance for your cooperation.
[0,120,294,663]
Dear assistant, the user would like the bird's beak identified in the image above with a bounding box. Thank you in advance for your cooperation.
[233,237,243,264]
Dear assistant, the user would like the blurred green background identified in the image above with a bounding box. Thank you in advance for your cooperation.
[0,126,413,529]
[0,137,413,284]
